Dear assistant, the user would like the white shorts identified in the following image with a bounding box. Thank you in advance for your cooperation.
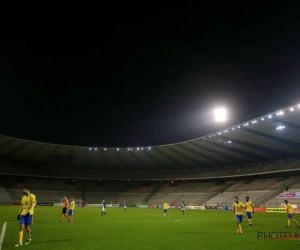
[124,206,127,209]
[102,208,105,212]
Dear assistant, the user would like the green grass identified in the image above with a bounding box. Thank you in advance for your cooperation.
[0,207,300,249]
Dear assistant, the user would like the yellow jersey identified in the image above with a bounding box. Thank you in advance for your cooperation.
[245,201,253,212]
[233,202,244,215]
[286,203,294,214]
[19,193,36,216]
[163,203,169,209]
[69,200,75,210]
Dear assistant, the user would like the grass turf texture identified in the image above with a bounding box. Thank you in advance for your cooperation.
[0,207,300,249]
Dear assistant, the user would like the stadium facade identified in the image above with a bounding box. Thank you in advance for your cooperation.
[1,104,300,208]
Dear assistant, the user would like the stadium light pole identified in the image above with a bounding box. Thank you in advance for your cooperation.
[213,108,227,132]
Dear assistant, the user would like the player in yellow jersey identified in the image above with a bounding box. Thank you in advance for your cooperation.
[284,199,300,228]
[163,201,169,217]
[59,197,70,222]
[15,187,36,247]
[68,198,75,223]
[232,196,244,234]
[245,197,254,226]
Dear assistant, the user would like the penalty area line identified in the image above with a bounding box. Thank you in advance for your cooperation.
[0,222,7,250]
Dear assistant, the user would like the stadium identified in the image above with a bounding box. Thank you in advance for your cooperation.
[1,104,300,249]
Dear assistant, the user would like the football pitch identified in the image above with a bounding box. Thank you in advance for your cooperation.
[0,207,299,249]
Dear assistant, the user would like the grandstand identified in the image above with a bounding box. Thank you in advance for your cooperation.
[1,104,300,207]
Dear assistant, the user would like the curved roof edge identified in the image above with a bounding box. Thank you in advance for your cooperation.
[1,103,299,149]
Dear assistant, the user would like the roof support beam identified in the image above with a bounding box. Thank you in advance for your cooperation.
[274,118,300,131]
[0,141,31,162]
[179,144,219,166]
[199,139,270,162]
[190,141,242,163]
[152,148,182,168]
[218,135,291,158]
[166,147,204,167]
[242,127,300,149]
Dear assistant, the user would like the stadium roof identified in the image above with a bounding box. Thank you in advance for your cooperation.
[1,104,300,170]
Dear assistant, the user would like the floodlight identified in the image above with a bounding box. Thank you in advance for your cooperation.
[104,148,107,151]
[276,126,285,130]
[290,108,294,111]
[268,115,272,118]
[214,108,227,122]
[89,148,91,150]
[148,147,151,150]
[117,148,119,151]
[95,148,97,150]
[261,118,264,120]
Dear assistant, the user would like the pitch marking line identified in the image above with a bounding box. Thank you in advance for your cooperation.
[0,222,7,250]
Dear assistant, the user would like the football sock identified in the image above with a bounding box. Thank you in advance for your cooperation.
[288,220,290,226]
[249,219,252,224]
[238,224,242,233]
[19,231,23,244]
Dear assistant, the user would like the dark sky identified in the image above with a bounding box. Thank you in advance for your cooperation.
[1,3,300,147]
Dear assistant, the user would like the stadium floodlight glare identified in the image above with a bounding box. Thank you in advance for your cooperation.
[117,148,119,151]
[290,107,294,111]
[95,148,97,150]
[137,148,140,150]
[276,125,285,130]
[213,108,227,122]
[276,111,284,116]
[89,148,91,150]
[104,148,107,151]
[268,115,272,118]
[261,118,264,120]
[148,147,151,150]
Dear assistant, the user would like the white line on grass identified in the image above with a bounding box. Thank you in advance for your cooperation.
[0,222,7,250]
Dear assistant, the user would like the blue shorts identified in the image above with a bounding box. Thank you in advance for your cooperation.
[236,215,243,223]
[163,209,167,213]
[68,210,74,216]
[246,212,252,219]
[20,215,32,226]
[288,214,293,219]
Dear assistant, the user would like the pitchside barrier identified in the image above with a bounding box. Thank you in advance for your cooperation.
[205,206,232,210]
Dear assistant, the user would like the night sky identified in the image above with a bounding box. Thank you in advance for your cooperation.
[1,3,300,147]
